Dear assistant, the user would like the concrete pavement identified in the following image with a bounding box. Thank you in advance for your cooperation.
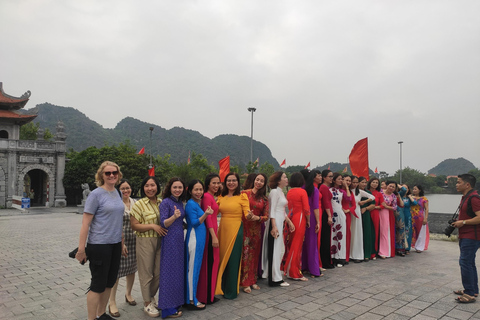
[1,208,479,320]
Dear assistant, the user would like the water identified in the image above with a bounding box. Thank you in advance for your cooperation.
[425,193,462,214]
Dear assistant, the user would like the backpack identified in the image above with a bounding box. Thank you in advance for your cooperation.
[466,194,480,218]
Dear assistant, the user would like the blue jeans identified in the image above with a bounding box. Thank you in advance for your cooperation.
[459,238,480,296]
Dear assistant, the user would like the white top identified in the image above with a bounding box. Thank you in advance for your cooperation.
[268,187,288,222]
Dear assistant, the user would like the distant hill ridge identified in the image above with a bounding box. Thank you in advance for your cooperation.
[428,158,476,176]
[19,103,477,175]
[21,103,280,168]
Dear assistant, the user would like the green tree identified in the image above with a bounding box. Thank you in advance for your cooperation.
[392,167,428,187]
[64,142,152,204]
[285,165,304,174]
[19,122,53,140]
[171,152,216,184]
[245,161,257,174]
[258,161,275,179]
[447,176,458,193]
[153,154,176,186]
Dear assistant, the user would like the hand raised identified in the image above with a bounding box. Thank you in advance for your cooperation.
[205,206,214,215]
[173,206,181,219]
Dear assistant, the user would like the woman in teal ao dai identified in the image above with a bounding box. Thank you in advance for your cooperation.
[184,179,213,309]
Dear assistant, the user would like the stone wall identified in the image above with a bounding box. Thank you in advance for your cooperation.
[428,212,458,236]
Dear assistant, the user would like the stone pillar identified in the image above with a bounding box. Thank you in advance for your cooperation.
[6,147,17,208]
[54,121,67,207]
[54,142,67,207]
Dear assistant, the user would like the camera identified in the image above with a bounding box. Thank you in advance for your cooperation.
[444,219,456,237]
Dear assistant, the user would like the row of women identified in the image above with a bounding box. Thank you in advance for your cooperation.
[76,161,430,320]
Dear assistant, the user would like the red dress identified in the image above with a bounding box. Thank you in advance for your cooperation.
[342,190,356,262]
[240,190,269,287]
[369,189,383,258]
[283,188,310,279]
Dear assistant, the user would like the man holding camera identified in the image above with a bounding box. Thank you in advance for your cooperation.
[452,174,480,303]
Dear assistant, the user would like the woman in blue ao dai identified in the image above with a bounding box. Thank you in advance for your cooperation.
[159,178,186,319]
[184,180,213,310]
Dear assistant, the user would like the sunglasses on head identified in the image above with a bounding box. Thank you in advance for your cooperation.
[104,171,119,176]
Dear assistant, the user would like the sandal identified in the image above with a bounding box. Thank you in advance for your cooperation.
[251,284,260,290]
[454,289,478,297]
[243,286,252,293]
[292,276,308,281]
[456,294,476,303]
[166,310,183,318]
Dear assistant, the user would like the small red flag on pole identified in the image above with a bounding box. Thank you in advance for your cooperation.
[218,156,230,182]
[375,167,378,173]
[328,164,330,170]
[148,166,155,176]
[343,166,348,173]
[305,162,311,169]
[280,159,286,167]
[138,147,145,155]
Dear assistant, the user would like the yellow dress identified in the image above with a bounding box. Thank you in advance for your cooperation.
[215,193,250,298]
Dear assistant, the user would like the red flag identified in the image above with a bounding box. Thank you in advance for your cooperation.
[343,166,348,173]
[148,166,155,176]
[219,156,230,182]
[328,165,330,170]
[138,147,145,155]
[349,138,369,180]
[375,167,378,173]
[280,159,286,167]
[253,157,259,167]
[304,162,310,169]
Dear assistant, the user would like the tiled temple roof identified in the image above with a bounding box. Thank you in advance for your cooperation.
[0,82,31,110]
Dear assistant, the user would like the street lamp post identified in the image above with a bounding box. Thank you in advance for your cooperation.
[247,107,256,163]
[398,141,403,184]
[149,127,154,169]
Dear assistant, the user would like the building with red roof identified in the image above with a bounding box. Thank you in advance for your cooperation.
[0,83,67,209]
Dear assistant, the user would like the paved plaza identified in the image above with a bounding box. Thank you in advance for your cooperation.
[1,208,479,320]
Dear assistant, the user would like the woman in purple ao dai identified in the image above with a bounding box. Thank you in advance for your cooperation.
[158,178,186,319]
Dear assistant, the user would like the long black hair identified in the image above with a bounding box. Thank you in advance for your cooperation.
[350,175,359,196]
[305,171,317,197]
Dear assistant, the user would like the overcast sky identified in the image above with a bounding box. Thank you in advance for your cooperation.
[2,0,479,175]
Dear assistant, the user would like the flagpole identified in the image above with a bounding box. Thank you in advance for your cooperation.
[149,127,154,169]
[247,107,257,163]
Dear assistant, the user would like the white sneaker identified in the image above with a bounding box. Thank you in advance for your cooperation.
[280,281,290,287]
[144,302,160,318]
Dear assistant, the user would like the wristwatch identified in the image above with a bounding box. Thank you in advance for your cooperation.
[463,220,467,225]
